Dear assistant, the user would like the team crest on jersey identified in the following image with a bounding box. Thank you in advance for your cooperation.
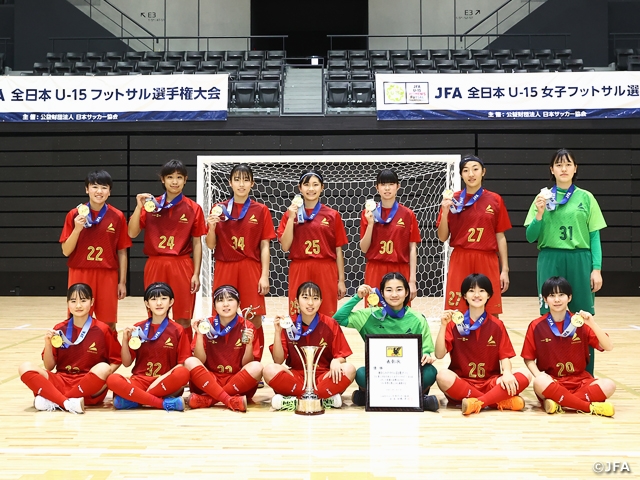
[485,205,494,215]
[458,337,469,342]
[235,339,243,347]
[88,342,98,353]
[106,223,116,233]
[571,333,581,344]
[396,218,405,227]
[179,214,189,223]
[319,338,328,347]
[577,202,586,212]
[249,214,258,224]
[164,338,174,348]
[486,335,496,346]
[321,217,330,226]
[541,338,552,343]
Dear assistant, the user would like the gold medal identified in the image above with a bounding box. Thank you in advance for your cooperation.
[571,314,584,327]
[365,199,377,212]
[51,334,63,349]
[211,205,223,217]
[144,199,156,213]
[128,336,142,350]
[442,189,454,200]
[292,195,303,207]
[76,204,90,217]
[452,311,464,325]
[367,293,379,305]
[197,321,211,335]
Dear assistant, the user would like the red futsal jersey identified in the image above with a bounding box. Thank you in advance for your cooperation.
[521,313,604,379]
[60,205,131,270]
[436,189,511,252]
[139,196,207,256]
[195,317,260,375]
[277,205,348,260]
[444,314,515,380]
[213,199,276,262]
[47,318,121,375]
[272,313,352,375]
[360,203,421,263]
[129,319,191,378]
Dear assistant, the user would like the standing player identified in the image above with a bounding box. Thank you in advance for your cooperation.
[524,148,606,375]
[184,285,263,412]
[18,283,121,413]
[278,170,348,318]
[60,170,131,331]
[522,277,615,416]
[106,283,190,411]
[264,282,356,411]
[333,272,438,411]
[435,274,531,415]
[206,164,276,360]
[360,169,421,302]
[437,155,511,315]
[128,160,207,341]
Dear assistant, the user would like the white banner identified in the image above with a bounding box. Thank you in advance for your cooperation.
[376,72,640,120]
[0,74,228,122]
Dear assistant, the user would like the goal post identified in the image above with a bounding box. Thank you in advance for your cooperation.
[196,154,460,319]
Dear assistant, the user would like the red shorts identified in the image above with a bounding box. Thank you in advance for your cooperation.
[68,268,119,323]
[444,375,499,403]
[48,372,108,406]
[145,255,195,320]
[288,259,338,317]
[445,248,503,315]
[213,258,266,317]
[364,260,411,307]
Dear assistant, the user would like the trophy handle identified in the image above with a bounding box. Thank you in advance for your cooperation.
[294,345,309,392]
[311,345,326,391]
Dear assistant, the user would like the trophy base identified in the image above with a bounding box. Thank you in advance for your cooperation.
[295,398,325,415]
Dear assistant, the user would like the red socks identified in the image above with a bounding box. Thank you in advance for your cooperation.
[445,377,484,401]
[315,374,353,399]
[478,372,530,406]
[21,371,68,407]
[583,384,606,403]
[147,367,189,397]
[267,370,304,397]
[223,369,259,396]
[189,365,231,405]
[107,374,163,409]
[542,382,591,412]
[75,372,106,398]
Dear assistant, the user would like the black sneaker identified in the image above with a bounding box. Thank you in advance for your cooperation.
[351,389,366,406]
[423,394,439,412]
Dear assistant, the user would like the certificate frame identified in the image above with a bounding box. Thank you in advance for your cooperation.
[365,334,423,412]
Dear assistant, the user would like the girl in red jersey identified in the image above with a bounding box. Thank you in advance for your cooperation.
[106,282,190,411]
[206,164,276,360]
[360,169,421,302]
[264,281,356,411]
[435,273,531,415]
[278,170,348,318]
[522,276,615,416]
[19,283,121,414]
[184,285,263,412]
[437,155,511,315]
[128,160,207,340]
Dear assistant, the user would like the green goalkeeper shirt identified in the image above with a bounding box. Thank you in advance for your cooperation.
[333,295,435,355]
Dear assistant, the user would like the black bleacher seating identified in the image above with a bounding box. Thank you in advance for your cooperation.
[124,51,144,62]
[74,62,94,73]
[499,59,520,72]
[563,58,583,71]
[186,51,205,62]
[206,51,225,62]
[233,81,256,107]
[105,52,123,62]
[64,72,84,76]
[151,71,172,75]
[492,49,511,60]
[371,59,390,70]
[479,59,498,71]
[457,59,476,71]
[451,49,469,61]
[375,69,393,75]
[260,71,283,82]
[616,48,635,70]
[628,56,640,71]
[543,58,563,71]
[46,52,64,63]
[554,49,572,59]
[352,81,374,106]
[439,69,461,73]
[389,50,409,60]
[52,62,73,73]
[242,60,263,71]
[227,51,245,61]
[392,59,412,70]
[348,50,368,60]
[435,59,455,70]
[414,59,434,71]
[238,71,259,81]
[369,50,388,60]
[485,69,505,73]
[429,49,449,60]
[137,61,157,73]
[351,71,373,81]
[157,61,178,73]
[257,81,280,108]
[86,52,104,62]
[513,49,532,59]
[327,70,349,81]
[328,59,348,70]
[165,51,185,62]
[468,69,484,73]
[33,62,51,74]
[326,82,350,107]
[471,49,491,60]
[95,61,115,72]
[66,52,85,62]
[533,49,553,59]
[200,60,219,72]
[263,59,284,71]
[144,51,164,62]
[247,51,266,61]
[221,60,241,70]
[409,50,428,61]
[266,50,286,60]
[395,68,415,74]
[350,60,370,70]
[178,61,199,73]
[115,61,136,73]
[521,58,542,71]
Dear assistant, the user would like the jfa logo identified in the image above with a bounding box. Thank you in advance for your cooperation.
[435,87,462,99]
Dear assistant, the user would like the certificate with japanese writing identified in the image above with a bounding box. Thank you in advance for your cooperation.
[365,334,423,412]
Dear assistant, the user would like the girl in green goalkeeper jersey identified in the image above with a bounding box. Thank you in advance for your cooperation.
[332,272,438,411]
[524,148,607,374]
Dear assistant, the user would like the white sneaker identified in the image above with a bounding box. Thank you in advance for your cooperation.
[322,393,343,409]
[34,395,62,412]
[271,394,297,411]
[63,397,85,414]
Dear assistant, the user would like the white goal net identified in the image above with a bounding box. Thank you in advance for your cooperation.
[196,155,460,320]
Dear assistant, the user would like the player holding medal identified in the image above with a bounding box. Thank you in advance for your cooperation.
[106,283,190,411]
[60,170,131,332]
[437,155,512,316]
[524,149,606,375]
[128,160,207,341]
[332,272,438,411]
[522,277,616,416]
[278,170,348,317]
[264,282,356,411]
[360,169,421,304]
[435,274,531,415]
[19,283,121,414]
[205,164,276,360]
[184,285,262,412]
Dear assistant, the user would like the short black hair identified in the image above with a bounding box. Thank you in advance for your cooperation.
[461,273,493,300]
[144,282,174,301]
[229,164,254,182]
[380,272,410,308]
[298,170,324,186]
[296,281,322,299]
[160,159,188,178]
[541,276,573,298]
[214,284,240,303]
[376,169,399,185]
[459,155,485,174]
[549,148,578,181]
[67,283,93,301]
[85,170,113,189]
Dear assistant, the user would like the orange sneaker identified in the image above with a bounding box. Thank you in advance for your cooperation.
[461,397,484,415]
[496,395,526,412]
[228,395,247,413]
[187,393,214,409]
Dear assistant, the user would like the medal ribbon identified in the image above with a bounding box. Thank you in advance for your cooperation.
[545,185,575,211]
[449,187,484,214]
[133,317,170,343]
[286,313,320,341]
[296,202,322,224]
[371,288,406,320]
[204,314,238,340]
[220,198,251,221]
[456,311,487,336]
[82,203,108,229]
[546,311,576,338]
[148,193,183,212]
[372,201,399,224]
[57,316,93,349]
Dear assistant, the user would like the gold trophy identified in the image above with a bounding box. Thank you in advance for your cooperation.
[294,345,326,416]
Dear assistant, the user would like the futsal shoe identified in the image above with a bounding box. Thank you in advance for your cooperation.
[496,395,526,412]
[187,393,214,409]
[351,389,366,407]
[543,398,565,414]
[113,395,140,410]
[271,394,297,411]
[461,398,484,415]
[34,395,62,412]
[228,395,247,413]
[63,397,85,414]
[589,401,615,417]
[162,396,185,412]
[423,394,439,412]
[322,394,343,409]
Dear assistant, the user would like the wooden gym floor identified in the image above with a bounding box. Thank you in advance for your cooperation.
[0,295,638,480]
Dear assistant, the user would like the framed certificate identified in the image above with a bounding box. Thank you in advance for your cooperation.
[365,334,423,412]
